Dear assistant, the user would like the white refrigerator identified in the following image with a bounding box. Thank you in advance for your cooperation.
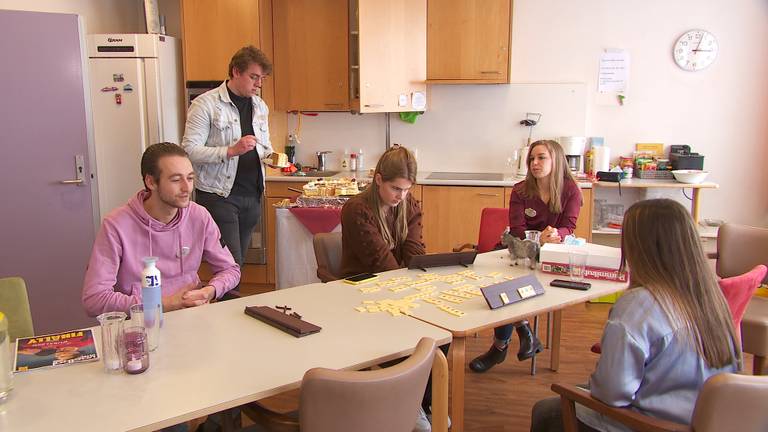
[88,34,184,220]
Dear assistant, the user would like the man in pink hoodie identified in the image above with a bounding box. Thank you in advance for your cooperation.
[82,142,241,317]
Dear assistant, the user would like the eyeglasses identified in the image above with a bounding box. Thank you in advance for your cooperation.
[275,305,302,319]
[249,73,268,82]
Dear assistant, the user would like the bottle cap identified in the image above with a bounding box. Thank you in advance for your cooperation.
[142,257,158,265]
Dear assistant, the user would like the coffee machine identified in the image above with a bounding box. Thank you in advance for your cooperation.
[560,136,587,174]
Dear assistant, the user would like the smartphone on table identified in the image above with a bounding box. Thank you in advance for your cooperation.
[343,273,379,285]
[549,279,591,290]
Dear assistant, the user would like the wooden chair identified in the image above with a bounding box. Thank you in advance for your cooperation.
[552,373,768,432]
[711,223,768,374]
[0,276,34,341]
[313,232,343,282]
[241,337,449,432]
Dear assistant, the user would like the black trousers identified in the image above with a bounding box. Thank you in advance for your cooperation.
[195,190,262,268]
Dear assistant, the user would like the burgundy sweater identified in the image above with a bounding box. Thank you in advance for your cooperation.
[508,178,582,239]
[339,194,425,278]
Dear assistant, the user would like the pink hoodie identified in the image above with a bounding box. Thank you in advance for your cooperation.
[82,190,240,317]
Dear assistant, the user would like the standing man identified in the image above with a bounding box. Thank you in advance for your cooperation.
[82,143,240,317]
[181,46,275,270]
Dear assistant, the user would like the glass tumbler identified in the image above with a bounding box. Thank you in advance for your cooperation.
[569,249,589,281]
[129,303,159,352]
[122,326,150,375]
[524,230,541,244]
[96,311,126,372]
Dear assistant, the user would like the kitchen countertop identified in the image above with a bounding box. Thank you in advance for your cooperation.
[265,169,594,188]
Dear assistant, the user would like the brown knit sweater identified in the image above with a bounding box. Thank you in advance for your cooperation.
[339,193,425,278]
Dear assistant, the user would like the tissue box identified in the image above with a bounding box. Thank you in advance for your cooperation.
[539,243,628,282]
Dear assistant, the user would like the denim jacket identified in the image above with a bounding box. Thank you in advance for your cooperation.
[181,81,273,198]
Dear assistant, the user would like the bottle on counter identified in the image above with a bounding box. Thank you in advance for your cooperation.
[341,149,349,170]
[285,134,299,164]
[141,257,162,351]
[349,153,358,171]
[0,312,12,403]
[357,148,364,172]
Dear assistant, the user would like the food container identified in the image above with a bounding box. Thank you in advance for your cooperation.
[671,170,709,184]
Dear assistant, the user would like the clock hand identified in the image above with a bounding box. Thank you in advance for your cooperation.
[692,49,712,52]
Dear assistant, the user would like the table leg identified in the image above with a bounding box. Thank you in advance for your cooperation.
[550,310,562,371]
[691,188,701,224]
[449,336,466,432]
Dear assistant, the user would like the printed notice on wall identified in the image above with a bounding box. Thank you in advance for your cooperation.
[598,49,629,93]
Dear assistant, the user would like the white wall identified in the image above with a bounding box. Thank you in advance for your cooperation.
[290,0,768,226]
[0,0,144,34]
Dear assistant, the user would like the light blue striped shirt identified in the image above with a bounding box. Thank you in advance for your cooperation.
[577,287,739,432]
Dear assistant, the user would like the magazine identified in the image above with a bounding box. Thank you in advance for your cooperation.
[14,328,99,372]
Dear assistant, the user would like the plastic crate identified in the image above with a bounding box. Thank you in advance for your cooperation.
[636,170,674,180]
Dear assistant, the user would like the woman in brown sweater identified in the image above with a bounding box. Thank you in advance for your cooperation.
[340,145,425,278]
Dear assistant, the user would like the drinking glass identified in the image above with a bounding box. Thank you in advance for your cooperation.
[96,312,126,372]
[569,249,589,281]
[129,303,159,352]
[524,230,541,244]
[122,326,150,375]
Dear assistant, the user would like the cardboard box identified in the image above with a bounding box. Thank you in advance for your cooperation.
[539,243,628,282]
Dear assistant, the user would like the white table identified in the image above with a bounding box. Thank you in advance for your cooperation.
[332,250,628,432]
[2,283,451,432]
[275,208,341,289]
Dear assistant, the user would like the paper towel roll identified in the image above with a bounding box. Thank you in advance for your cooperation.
[593,146,611,172]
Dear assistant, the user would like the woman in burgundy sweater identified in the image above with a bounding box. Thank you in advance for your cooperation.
[470,139,582,373]
[340,145,425,278]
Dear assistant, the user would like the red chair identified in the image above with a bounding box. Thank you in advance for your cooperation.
[453,207,508,253]
[591,264,768,355]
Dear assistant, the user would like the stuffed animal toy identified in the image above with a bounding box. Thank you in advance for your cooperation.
[502,232,539,270]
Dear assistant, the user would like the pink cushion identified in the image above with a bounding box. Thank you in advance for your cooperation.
[718,265,768,339]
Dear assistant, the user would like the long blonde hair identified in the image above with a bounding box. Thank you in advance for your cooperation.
[621,199,740,368]
[361,146,417,249]
[520,140,576,214]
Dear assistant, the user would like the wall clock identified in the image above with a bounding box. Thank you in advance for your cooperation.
[673,29,718,71]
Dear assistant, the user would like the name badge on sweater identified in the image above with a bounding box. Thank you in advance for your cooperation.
[525,208,537,218]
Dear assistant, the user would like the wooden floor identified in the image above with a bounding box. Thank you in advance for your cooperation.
[246,297,755,432]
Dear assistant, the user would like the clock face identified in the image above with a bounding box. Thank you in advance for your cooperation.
[674,30,718,71]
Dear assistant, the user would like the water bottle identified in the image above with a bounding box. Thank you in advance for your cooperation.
[141,257,162,350]
[357,148,364,172]
[0,312,13,402]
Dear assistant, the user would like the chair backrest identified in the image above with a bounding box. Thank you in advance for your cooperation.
[716,223,768,283]
[313,232,343,282]
[476,208,509,253]
[0,277,34,341]
[299,337,437,432]
[692,373,768,432]
[718,265,768,340]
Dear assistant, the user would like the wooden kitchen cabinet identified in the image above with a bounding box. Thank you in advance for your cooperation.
[180,0,262,82]
[427,0,512,83]
[273,0,349,111]
[504,186,593,242]
[352,0,427,113]
[271,0,427,112]
[421,186,505,253]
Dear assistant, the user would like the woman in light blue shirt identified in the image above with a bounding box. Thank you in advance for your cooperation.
[531,199,741,432]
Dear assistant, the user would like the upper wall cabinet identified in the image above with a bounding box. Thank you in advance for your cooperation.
[352,0,427,113]
[273,0,350,111]
[181,0,261,82]
[272,0,427,113]
[427,0,512,83]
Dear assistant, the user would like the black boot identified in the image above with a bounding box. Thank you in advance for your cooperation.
[469,343,508,373]
[516,322,543,361]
